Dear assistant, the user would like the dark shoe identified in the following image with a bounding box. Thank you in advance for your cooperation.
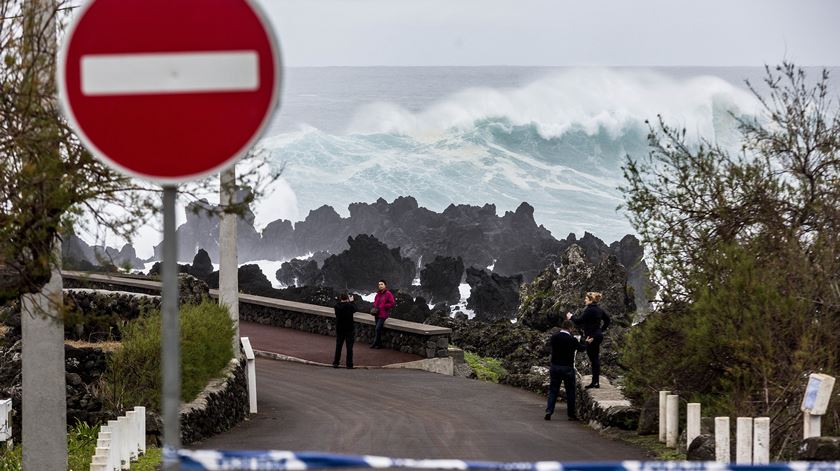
[332,364,339,368]
[347,365,354,369]
[544,413,552,421]
[568,416,580,421]
[584,383,600,389]
[372,345,382,349]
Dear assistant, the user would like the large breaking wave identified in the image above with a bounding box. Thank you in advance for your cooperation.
[258,68,759,244]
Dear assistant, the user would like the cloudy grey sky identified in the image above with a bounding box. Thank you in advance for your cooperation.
[255,0,840,67]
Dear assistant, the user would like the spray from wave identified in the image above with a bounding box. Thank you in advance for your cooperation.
[262,68,759,244]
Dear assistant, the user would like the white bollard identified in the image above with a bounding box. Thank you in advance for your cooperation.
[687,403,701,450]
[118,415,131,469]
[753,417,770,464]
[107,420,121,471]
[125,411,138,461]
[134,406,147,455]
[241,337,258,414]
[804,411,821,439]
[715,417,730,463]
[736,417,753,464]
[666,394,679,448]
[659,390,671,443]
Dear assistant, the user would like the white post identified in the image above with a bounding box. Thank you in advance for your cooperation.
[736,417,753,464]
[241,337,257,414]
[108,419,121,471]
[666,394,679,448]
[135,406,147,455]
[687,403,701,450]
[220,168,240,359]
[753,417,770,464]
[0,399,11,447]
[715,417,730,463]
[659,390,671,443]
[125,411,138,461]
[118,415,131,468]
[804,411,821,439]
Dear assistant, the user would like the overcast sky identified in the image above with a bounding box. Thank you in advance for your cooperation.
[254,0,840,67]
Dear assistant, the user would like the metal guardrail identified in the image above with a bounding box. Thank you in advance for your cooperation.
[168,450,840,471]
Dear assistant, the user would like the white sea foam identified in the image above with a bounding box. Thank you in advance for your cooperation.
[345,68,759,142]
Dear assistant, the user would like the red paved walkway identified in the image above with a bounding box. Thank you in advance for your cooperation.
[240,321,424,366]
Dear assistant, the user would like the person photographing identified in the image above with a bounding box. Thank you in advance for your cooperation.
[333,293,357,369]
[545,319,592,421]
[567,291,611,389]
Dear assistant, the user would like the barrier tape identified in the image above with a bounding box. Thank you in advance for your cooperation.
[167,449,840,471]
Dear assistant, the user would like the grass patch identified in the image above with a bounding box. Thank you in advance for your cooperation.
[600,429,686,460]
[131,447,162,470]
[464,351,508,383]
[103,300,234,412]
[0,420,105,471]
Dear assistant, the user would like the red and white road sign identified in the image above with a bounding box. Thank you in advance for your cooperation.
[57,0,281,184]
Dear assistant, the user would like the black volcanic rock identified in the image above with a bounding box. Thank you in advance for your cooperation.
[291,205,349,255]
[390,291,431,323]
[610,234,653,313]
[62,233,143,270]
[320,235,415,292]
[518,244,635,332]
[190,249,214,279]
[420,256,464,304]
[206,264,279,298]
[276,259,321,287]
[465,268,523,322]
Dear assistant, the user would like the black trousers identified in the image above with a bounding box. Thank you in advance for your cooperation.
[334,328,354,367]
[546,364,576,417]
[586,331,604,385]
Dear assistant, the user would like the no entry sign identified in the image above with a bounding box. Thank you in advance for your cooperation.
[57,0,281,184]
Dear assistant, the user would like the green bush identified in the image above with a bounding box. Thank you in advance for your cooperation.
[104,301,234,412]
[465,351,508,383]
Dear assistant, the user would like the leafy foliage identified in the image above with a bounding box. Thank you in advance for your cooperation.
[103,301,235,412]
[620,63,840,457]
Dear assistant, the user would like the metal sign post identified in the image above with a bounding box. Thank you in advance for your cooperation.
[161,186,181,470]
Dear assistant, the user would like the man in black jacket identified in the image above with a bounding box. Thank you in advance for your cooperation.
[545,319,592,421]
[333,293,357,369]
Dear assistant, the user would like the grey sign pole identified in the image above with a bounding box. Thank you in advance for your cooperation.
[162,185,181,470]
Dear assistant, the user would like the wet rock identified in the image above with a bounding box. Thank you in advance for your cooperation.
[420,256,464,304]
[798,437,840,461]
[276,258,321,287]
[465,268,522,322]
[637,396,659,435]
[320,235,415,292]
[687,434,717,461]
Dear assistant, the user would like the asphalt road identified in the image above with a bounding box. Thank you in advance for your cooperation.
[193,359,647,462]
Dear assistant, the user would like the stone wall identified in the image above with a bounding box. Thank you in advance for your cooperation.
[574,375,640,431]
[178,358,249,446]
[240,303,450,358]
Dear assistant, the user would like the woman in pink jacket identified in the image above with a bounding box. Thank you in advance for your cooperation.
[370,279,395,349]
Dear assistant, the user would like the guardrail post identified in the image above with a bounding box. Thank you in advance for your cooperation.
[715,416,730,463]
[108,419,121,470]
[125,411,138,461]
[736,416,753,464]
[135,406,147,456]
[686,403,701,449]
[666,394,679,448]
[658,390,671,443]
[241,337,257,414]
[753,417,770,464]
[118,415,131,468]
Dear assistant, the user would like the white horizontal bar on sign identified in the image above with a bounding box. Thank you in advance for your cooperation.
[81,51,259,96]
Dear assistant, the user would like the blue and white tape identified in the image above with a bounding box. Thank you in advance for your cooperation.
[167,449,840,471]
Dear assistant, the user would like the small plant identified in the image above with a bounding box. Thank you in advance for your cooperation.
[103,301,235,412]
[67,419,100,471]
[131,447,162,470]
[465,351,508,383]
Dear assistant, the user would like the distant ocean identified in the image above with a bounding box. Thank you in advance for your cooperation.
[130,66,840,259]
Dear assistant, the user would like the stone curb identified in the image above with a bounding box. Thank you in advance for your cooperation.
[253,349,453,375]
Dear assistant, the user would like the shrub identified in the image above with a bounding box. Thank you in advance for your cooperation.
[103,301,234,412]
[465,351,508,383]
